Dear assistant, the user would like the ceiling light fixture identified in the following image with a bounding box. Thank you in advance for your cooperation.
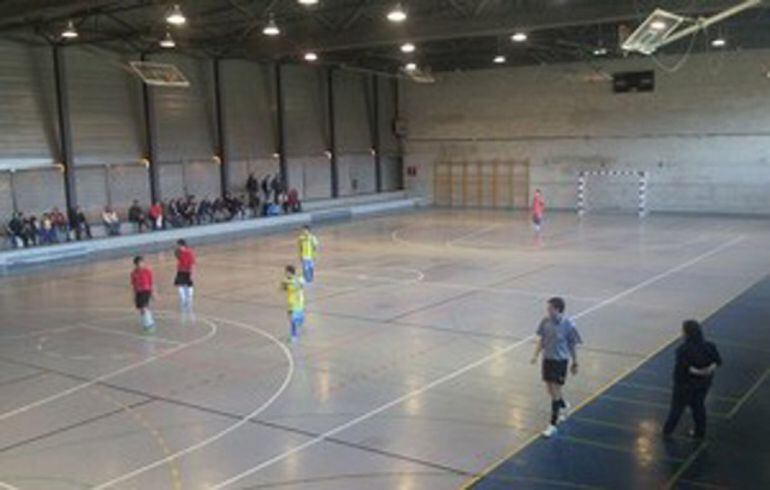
[304,51,318,61]
[166,4,186,26]
[593,47,608,56]
[263,14,280,36]
[404,62,417,72]
[650,20,667,31]
[400,42,416,53]
[61,20,78,39]
[493,54,506,64]
[387,3,407,23]
[298,0,319,5]
[159,32,176,48]
[711,37,727,48]
[511,32,527,43]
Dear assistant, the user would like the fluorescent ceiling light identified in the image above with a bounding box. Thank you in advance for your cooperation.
[493,55,506,64]
[401,42,416,53]
[304,51,319,61]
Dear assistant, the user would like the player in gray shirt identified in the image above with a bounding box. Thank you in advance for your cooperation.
[530,297,582,438]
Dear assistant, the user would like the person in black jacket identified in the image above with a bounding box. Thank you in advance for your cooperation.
[663,319,722,439]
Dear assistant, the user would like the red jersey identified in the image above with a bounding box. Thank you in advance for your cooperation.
[149,204,163,219]
[176,247,196,273]
[532,194,545,218]
[131,267,154,292]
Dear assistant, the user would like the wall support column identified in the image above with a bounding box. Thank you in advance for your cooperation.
[213,58,228,196]
[371,75,382,193]
[327,67,339,198]
[52,45,76,210]
[274,62,288,189]
[140,52,160,203]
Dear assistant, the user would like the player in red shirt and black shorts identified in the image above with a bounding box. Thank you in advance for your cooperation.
[174,239,196,311]
[130,256,156,333]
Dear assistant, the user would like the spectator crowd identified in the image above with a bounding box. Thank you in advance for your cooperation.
[4,173,302,250]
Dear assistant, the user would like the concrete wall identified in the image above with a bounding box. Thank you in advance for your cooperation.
[403,49,770,215]
[0,40,401,221]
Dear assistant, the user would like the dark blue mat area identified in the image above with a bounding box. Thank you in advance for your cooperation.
[469,276,770,490]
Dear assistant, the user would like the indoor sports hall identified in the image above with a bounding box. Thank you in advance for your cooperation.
[1,2,770,490]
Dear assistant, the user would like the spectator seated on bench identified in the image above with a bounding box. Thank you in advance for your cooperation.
[102,206,121,236]
[128,200,148,233]
[69,206,92,241]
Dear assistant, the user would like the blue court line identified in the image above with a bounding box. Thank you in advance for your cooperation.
[466,275,770,490]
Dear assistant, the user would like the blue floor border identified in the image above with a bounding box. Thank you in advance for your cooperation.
[467,276,770,490]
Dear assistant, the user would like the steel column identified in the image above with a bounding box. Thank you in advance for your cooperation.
[52,45,76,211]
[140,52,160,203]
[327,67,339,198]
[213,58,228,196]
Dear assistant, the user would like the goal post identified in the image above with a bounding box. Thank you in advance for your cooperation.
[577,170,649,218]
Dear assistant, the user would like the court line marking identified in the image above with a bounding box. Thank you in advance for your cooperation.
[78,323,184,346]
[210,235,745,489]
[461,235,748,489]
[92,315,294,489]
[0,311,218,423]
[726,366,770,418]
[664,442,709,490]
[0,482,19,490]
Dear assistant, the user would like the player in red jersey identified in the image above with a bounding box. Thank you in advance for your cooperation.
[174,239,196,312]
[130,256,156,333]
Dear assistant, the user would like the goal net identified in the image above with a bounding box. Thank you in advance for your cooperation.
[577,170,648,217]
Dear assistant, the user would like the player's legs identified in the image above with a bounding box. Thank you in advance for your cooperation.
[302,259,314,283]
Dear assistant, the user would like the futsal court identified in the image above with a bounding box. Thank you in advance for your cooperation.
[1,209,769,489]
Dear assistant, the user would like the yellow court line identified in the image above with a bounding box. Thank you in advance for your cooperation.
[663,442,709,490]
[617,381,740,402]
[459,330,683,489]
[570,415,689,442]
[559,435,686,463]
[459,276,752,490]
[726,366,770,418]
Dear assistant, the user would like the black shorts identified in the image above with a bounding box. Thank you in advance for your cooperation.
[542,359,569,385]
[134,291,152,309]
[174,271,193,287]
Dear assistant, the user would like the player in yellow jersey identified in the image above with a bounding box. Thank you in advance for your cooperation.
[281,265,305,343]
[298,225,319,283]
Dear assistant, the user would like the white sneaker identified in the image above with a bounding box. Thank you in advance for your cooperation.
[558,401,571,422]
[542,424,558,438]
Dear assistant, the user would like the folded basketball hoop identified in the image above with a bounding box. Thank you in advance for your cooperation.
[129,61,190,87]
[622,0,762,56]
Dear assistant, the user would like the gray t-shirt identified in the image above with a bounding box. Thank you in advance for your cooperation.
[536,315,582,361]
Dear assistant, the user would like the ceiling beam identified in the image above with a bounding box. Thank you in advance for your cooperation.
[242,0,764,58]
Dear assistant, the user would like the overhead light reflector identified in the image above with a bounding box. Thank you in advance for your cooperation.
[166,4,186,26]
[61,20,78,39]
[159,32,176,48]
[404,62,417,72]
[511,32,527,43]
[304,51,318,61]
[493,55,506,64]
[387,3,407,23]
[263,14,280,36]
[401,42,416,53]
[711,38,727,47]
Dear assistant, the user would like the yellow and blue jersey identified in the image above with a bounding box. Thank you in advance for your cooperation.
[298,231,319,260]
[282,275,305,312]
